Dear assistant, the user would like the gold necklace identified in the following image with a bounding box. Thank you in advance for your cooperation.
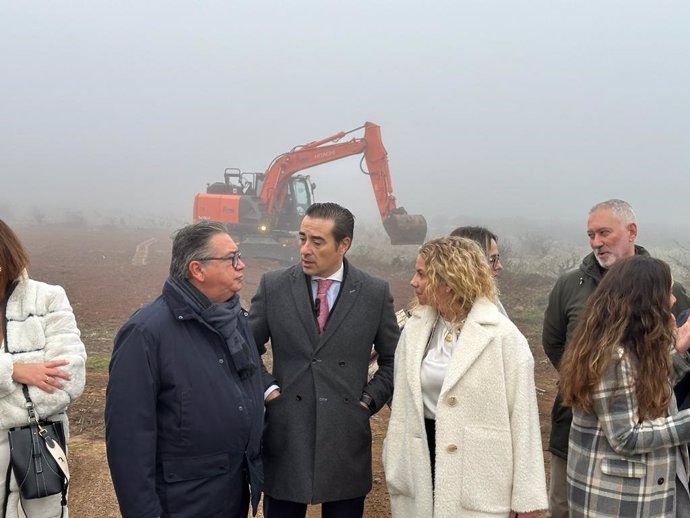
[440,317,465,343]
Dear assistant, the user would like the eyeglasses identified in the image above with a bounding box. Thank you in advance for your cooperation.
[197,251,242,269]
[489,254,501,268]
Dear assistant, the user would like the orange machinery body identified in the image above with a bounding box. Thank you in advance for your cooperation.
[193,193,241,225]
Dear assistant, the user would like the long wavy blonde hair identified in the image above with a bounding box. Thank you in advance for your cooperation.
[414,236,496,322]
[560,256,676,420]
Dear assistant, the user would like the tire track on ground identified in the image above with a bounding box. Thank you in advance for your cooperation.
[131,238,158,266]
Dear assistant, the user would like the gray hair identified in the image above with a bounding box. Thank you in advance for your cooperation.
[169,221,230,280]
[589,199,636,225]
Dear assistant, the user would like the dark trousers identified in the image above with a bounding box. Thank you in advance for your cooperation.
[425,418,436,487]
[263,494,365,518]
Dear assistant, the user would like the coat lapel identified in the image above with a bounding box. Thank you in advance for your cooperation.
[404,307,437,421]
[289,267,320,345]
[439,298,498,399]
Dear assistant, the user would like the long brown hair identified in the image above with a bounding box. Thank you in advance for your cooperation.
[560,255,675,420]
[0,219,30,299]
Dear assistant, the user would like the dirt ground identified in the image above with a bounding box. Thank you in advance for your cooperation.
[18,224,558,517]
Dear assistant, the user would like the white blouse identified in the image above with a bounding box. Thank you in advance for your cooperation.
[420,317,462,419]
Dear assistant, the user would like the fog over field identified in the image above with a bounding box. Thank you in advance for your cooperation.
[2,1,690,245]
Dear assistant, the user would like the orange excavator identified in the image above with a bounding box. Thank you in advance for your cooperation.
[193,122,427,259]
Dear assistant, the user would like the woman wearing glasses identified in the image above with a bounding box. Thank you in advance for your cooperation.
[450,226,503,277]
[0,219,86,517]
[383,236,547,518]
[451,226,507,316]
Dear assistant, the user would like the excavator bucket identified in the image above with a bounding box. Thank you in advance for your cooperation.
[383,209,427,245]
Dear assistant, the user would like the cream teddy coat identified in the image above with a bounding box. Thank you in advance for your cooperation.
[383,298,547,518]
[0,271,86,429]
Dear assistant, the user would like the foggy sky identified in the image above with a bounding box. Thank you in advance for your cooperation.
[2,1,690,241]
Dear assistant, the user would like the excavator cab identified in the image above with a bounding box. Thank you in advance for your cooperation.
[272,176,314,231]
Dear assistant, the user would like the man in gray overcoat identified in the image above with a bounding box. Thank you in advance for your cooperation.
[250,202,399,518]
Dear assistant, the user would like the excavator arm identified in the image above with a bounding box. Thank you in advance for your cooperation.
[259,122,427,245]
[360,123,427,245]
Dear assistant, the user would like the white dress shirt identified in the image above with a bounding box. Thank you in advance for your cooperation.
[420,317,461,419]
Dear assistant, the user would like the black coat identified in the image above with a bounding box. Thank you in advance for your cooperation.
[105,280,264,518]
[250,260,399,503]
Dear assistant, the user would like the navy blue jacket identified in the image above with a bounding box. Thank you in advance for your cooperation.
[105,279,264,518]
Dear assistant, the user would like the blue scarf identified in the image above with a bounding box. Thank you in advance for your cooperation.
[168,277,257,380]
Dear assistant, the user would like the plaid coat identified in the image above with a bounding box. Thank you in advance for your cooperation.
[567,347,690,517]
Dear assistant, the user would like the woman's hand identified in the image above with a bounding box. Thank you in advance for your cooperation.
[12,360,71,393]
[676,318,690,355]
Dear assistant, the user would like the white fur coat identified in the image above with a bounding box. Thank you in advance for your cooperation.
[0,271,86,429]
[383,297,547,518]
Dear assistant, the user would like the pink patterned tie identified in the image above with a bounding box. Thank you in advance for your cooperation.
[316,279,334,334]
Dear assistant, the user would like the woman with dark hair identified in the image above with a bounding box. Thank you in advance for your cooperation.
[560,255,690,517]
[450,226,503,277]
[0,220,86,517]
[383,236,546,518]
[451,225,507,315]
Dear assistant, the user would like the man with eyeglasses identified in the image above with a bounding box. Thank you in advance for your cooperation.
[105,221,264,518]
[250,202,399,518]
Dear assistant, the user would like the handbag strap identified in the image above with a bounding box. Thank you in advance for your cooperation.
[41,428,70,481]
[19,385,70,481]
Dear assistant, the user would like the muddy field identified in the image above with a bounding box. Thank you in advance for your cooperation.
[18,224,558,517]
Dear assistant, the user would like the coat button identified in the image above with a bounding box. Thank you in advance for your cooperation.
[447,396,457,406]
[219,359,224,364]
[658,477,665,485]
[446,444,458,453]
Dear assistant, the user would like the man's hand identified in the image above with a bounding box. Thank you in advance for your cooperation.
[266,389,281,402]
[676,318,690,355]
[12,360,71,393]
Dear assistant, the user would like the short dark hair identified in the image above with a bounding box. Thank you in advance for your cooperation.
[0,219,30,296]
[305,202,355,246]
[169,221,230,280]
[450,226,497,258]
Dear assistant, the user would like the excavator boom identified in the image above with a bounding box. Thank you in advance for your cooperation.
[259,121,427,245]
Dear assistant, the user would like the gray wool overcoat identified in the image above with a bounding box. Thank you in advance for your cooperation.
[249,259,399,504]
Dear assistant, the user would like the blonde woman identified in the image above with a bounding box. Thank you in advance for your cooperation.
[383,236,546,518]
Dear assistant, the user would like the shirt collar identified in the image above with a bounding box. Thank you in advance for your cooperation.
[312,263,344,283]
